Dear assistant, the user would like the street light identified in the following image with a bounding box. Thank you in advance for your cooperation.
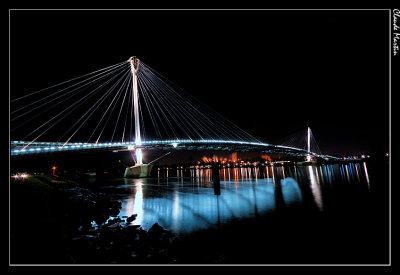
[52,165,57,176]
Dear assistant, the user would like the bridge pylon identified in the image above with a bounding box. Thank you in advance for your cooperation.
[125,56,152,177]
[306,127,312,162]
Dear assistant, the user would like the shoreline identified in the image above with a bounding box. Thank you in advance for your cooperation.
[10,175,178,264]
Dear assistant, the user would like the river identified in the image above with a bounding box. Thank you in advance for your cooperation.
[91,162,376,235]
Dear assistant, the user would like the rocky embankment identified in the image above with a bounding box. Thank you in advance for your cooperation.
[10,175,177,264]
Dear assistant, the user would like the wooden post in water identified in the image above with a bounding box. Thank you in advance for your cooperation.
[212,161,221,196]
[273,177,285,209]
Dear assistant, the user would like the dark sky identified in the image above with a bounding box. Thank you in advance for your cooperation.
[10,10,390,156]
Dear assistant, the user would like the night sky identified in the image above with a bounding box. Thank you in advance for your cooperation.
[10,10,390,156]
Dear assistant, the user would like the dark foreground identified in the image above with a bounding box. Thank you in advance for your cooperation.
[10,160,389,265]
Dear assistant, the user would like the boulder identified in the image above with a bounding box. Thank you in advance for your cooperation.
[126,214,137,224]
[148,223,164,233]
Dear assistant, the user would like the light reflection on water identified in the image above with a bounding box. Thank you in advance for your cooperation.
[309,166,323,211]
[107,163,371,235]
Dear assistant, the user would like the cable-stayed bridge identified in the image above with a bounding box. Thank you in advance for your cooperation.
[10,57,339,162]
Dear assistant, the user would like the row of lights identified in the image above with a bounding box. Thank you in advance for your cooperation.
[342,153,389,160]
[12,143,123,154]
[12,139,270,147]
[12,140,268,153]
[12,140,319,156]
[343,155,370,160]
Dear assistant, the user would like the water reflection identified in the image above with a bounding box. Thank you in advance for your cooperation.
[280,177,303,205]
[132,180,144,225]
[109,163,371,235]
[308,166,323,211]
[363,162,371,190]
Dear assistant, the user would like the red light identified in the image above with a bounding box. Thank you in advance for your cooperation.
[51,166,57,176]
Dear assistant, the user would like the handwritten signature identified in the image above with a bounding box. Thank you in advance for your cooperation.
[393,9,400,56]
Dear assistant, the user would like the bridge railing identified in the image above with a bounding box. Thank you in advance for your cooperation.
[10,140,270,154]
[10,139,339,159]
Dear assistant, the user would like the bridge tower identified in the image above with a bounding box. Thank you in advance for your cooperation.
[306,127,312,161]
[124,56,152,177]
[128,56,142,165]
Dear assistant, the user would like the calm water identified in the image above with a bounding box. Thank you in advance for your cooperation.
[95,162,373,235]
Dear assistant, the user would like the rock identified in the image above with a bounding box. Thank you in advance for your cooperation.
[126,224,141,232]
[213,254,227,263]
[126,214,137,224]
[157,249,169,256]
[107,217,123,225]
[81,234,99,239]
[148,222,164,233]
[130,251,138,258]
[108,223,121,229]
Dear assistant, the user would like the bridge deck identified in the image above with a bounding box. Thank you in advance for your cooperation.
[10,140,338,160]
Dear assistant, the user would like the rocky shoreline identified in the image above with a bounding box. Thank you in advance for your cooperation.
[69,218,177,264]
[10,175,177,264]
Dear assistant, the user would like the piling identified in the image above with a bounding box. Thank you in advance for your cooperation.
[212,162,221,196]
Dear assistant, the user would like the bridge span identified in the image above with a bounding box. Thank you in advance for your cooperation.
[10,140,339,160]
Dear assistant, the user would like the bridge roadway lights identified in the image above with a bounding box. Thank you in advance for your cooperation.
[10,140,341,160]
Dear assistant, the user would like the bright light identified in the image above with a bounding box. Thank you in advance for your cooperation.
[12,173,28,179]
[172,142,178,148]
[136,149,143,165]
[132,181,144,225]
[128,145,135,150]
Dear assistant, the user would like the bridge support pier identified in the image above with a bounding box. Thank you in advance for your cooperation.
[124,163,153,178]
